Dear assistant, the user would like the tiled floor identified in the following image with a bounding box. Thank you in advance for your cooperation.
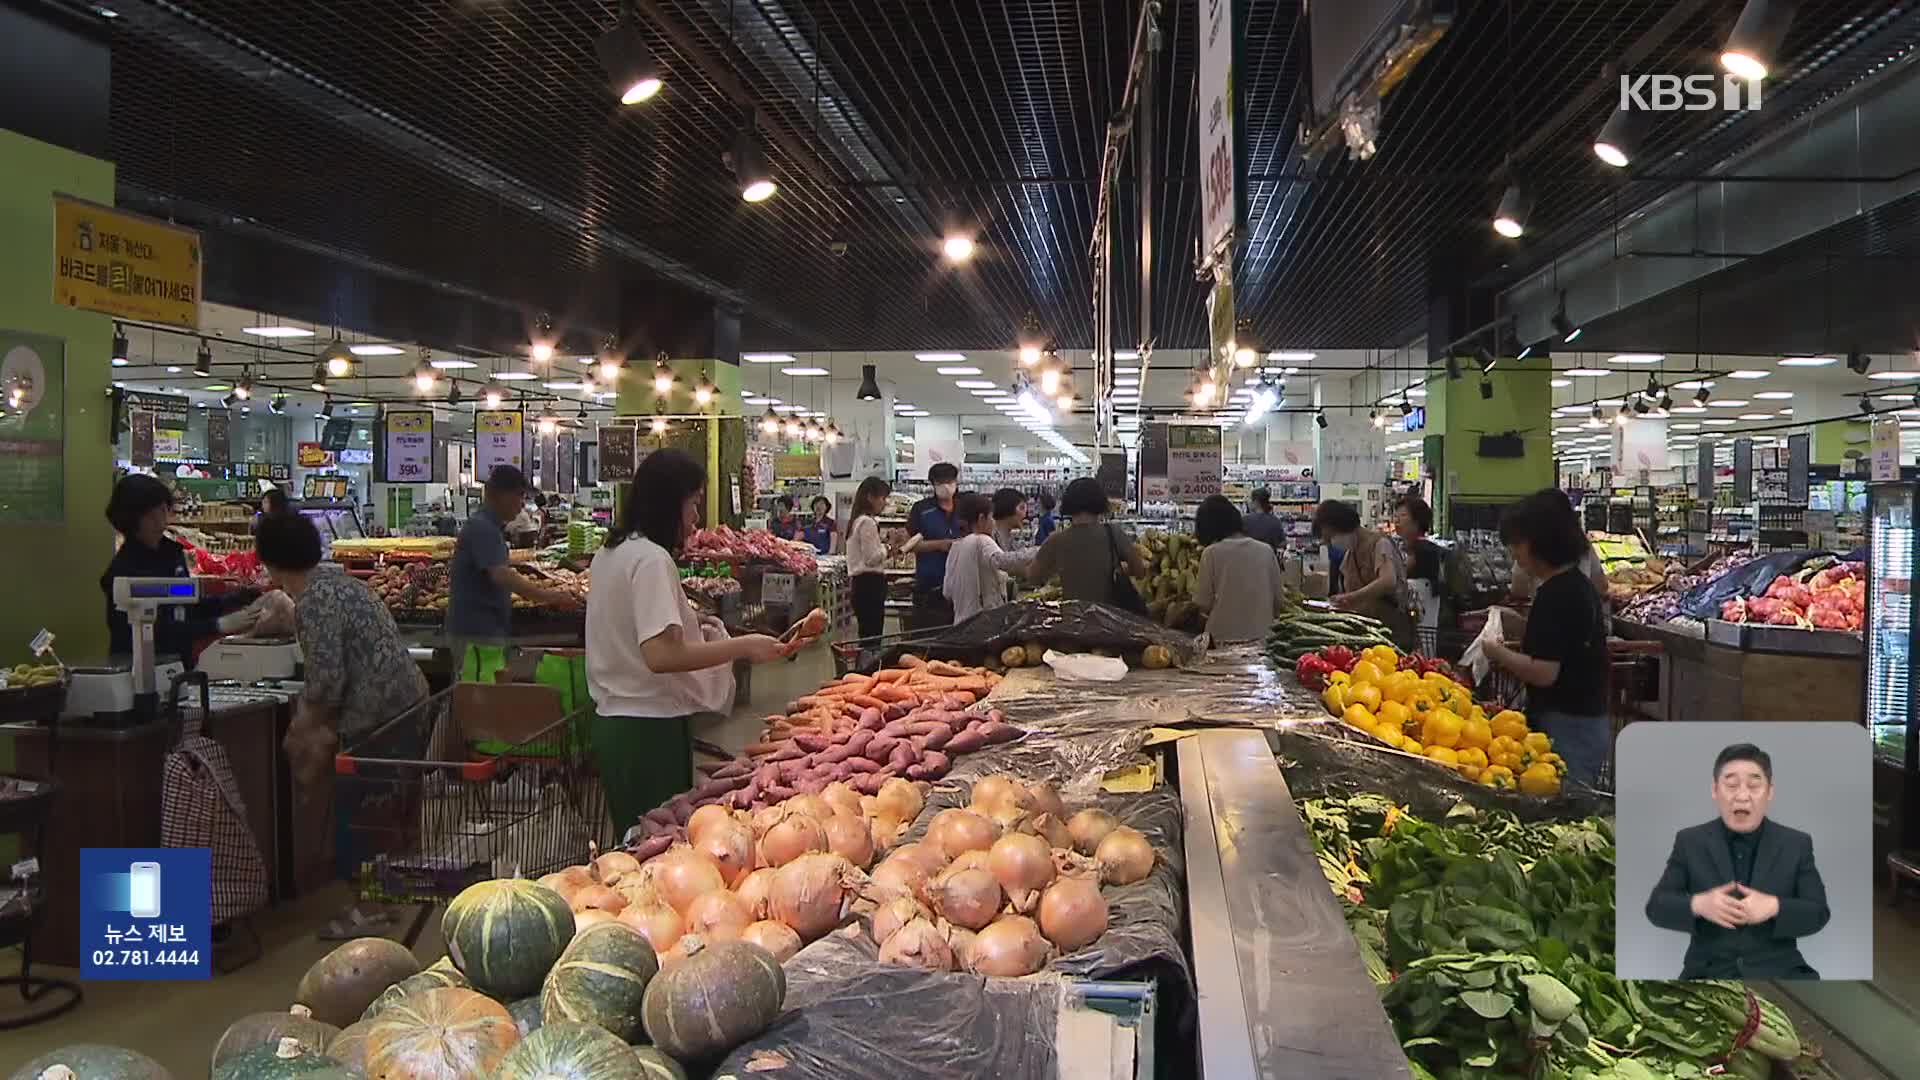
[0,646,839,1072]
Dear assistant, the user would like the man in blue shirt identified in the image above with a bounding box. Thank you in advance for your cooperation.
[906,462,963,631]
[1034,490,1059,545]
[447,465,579,678]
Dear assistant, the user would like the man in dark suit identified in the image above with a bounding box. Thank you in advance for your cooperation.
[1645,743,1830,979]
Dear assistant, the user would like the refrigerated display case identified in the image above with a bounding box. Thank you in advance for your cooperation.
[1865,482,1918,854]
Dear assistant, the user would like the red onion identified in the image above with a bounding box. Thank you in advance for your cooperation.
[929,867,1003,931]
[1037,875,1108,951]
[878,918,955,971]
[653,846,726,914]
[769,852,859,940]
[1095,827,1155,886]
[740,919,802,963]
[926,809,997,861]
[684,889,752,943]
[988,832,1055,897]
[616,898,684,952]
[759,809,828,868]
[1066,809,1119,856]
[823,814,876,869]
[695,817,755,886]
[968,915,1050,977]
[869,896,926,947]
[733,867,778,920]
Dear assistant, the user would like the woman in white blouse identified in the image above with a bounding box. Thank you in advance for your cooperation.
[586,448,786,835]
[845,476,894,640]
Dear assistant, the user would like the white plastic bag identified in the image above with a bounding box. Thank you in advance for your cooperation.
[1042,649,1129,683]
[1460,606,1511,685]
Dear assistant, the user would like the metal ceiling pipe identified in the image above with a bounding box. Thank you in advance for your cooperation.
[1500,47,1920,350]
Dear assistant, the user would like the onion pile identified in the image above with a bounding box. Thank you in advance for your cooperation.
[769,853,861,941]
[1067,809,1119,855]
[760,809,829,868]
[1095,827,1155,886]
[878,918,956,971]
[967,915,1051,977]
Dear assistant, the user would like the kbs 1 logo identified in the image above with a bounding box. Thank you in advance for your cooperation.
[1619,74,1763,113]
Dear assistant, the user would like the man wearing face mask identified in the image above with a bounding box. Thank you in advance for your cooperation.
[1645,743,1829,979]
[906,462,963,631]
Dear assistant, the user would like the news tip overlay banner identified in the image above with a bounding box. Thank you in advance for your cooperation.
[79,847,212,980]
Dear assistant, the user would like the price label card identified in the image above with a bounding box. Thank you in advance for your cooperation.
[383,409,435,484]
[763,572,796,606]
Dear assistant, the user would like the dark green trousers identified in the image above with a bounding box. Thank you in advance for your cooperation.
[590,713,694,839]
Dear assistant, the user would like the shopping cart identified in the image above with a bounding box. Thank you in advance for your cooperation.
[331,686,614,945]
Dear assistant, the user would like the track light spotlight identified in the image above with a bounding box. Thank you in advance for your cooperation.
[1493,182,1529,238]
[1694,385,1712,405]
[693,372,716,407]
[1615,404,1632,426]
[1315,410,1329,429]
[730,123,776,203]
[317,397,334,421]
[1399,398,1414,416]
[1479,379,1494,401]
[310,363,328,392]
[233,368,253,400]
[319,336,353,378]
[414,362,436,392]
[447,382,463,406]
[1593,107,1640,168]
[1445,355,1463,381]
[1552,294,1582,343]
[652,355,675,395]
[1476,345,1498,375]
[1659,393,1674,412]
[1632,397,1650,415]
[484,388,503,410]
[597,6,663,104]
[111,325,129,366]
[1721,0,1795,82]
[220,393,235,410]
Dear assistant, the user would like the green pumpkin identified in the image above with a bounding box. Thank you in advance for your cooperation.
[360,965,472,1020]
[641,938,785,1062]
[294,938,421,1028]
[212,1007,339,1073]
[632,1047,689,1080]
[508,996,545,1037]
[540,922,659,1043]
[363,987,520,1080]
[325,1019,377,1077]
[443,879,574,999]
[7,1045,172,1080]
[210,1038,344,1080]
[492,1022,654,1080]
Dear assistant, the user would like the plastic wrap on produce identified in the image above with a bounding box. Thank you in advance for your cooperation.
[1677,549,1832,618]
[1271,725,1614,822]
[989,643,1325,744]
[850,600,1203,672]
[713,932,1066,1078]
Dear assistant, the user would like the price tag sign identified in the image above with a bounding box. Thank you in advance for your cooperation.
[476,410,525,482]
[1871,417,1901,481]
[383,409,435,483]
[29,628,54,656]
[762,572,796,606]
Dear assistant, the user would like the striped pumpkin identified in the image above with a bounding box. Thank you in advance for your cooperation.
[640,938,786,1062]
[361,965,472,1021]
[210,1037,345,1080]
[507,996,544,1037]
[442,880,575,999]
[632,1047,688,1080]
[492,1022,653,1080]
[540,923,659,1043]
[363,988,519,1080]
[324,1020,377,1077]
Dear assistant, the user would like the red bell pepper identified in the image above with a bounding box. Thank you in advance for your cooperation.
[1321,644,1357,671]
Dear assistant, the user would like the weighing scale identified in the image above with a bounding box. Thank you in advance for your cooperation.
[64,576,205,726]
[198,636,303,683]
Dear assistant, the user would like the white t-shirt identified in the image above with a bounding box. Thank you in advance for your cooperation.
[587,535,734,717]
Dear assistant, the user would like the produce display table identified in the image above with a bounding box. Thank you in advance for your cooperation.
[1613,616,1863,724]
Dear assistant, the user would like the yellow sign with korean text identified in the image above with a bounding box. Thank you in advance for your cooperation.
[52,195,203,328]
[385,410,432,434]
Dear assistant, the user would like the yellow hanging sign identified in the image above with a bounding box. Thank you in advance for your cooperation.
[51,194,203,328]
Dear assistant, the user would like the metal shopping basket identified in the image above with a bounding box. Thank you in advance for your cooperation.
[331,686,614,945]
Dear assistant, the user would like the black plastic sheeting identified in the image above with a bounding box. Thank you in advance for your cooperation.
[1270,724,1615,822]
[843,599,1204,673]
[711,782,1192,1080]
[1677,549,1834,619]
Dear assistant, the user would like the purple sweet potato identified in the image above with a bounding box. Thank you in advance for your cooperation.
[644,807,676,828]
[795,775,830,795]
[629,834,673,861]
[907,752,951,781]
[878,721,912,740]
[946,728,988,754]
[845,729,875,756]
[908,735,928,755]
[843,758,882,775]
[887,743,917,772]
[730,784,758,810]
[859,707,885,730]
[883,702,913,721]
[765,742,806,762]
[764,783,798,802]
[712,760,752,780]
[920,727,952,750]
[793,732,833,753]
[977,722,1021,745]
[668,795,696,825]
[816,743,856,764]
[691,776,740,801]
[850,772,886,795]
[866,735,901,760]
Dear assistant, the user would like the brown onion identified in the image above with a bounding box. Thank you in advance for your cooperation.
[968,776,1022,815]
[733,867,778,920]
[944,924,978,968]
[874,777,924,822]
[878,918,954,971]
[686,804,736,845]
[1067,809,1120,856]
[538,868,591,904]
[570,883,628,915]
[889,842,949,878]
[740,919,802,963]
[945,849,992,877]
[616,898,684,952]
[1037,875,1108,951]
[988,832,1055,896]
[1026,782,1068,823]
[926,809,997,861]
[593,849,642,883]
[695,817,756,886]
[654,846,727,914]
[822,814,876,869]
[572,909,619,934]
[759,809,829,868]
[968,915,1050,977]
[869,854,934,909]
[1025,812,1073,851]
[869,815,907,853]
[1095,827,1154,886]
[769,852,859,940]
[750,804,787,840]
[684,889,753,943]
[612,876,666,909]
[821,782,863,820]
[870,896,926,946]
[929,867,1003,931]
[787,793,837,823]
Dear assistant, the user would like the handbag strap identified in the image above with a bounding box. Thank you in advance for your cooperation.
[1104,523,1124,577]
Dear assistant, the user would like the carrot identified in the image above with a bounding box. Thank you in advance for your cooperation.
[952,676,988,694]
[897,653,929,668]
[925,660,971,678]
[872,668,910,683]
[848,694,888,711]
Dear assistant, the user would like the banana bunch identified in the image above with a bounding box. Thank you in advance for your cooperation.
[1134,529,1205,628]
[4,663,63,689]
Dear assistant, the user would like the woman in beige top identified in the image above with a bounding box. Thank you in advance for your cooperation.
[1192,496,1288,642]
[1313,499,1416,650]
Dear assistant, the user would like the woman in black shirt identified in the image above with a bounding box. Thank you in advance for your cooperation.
[101,474,265,662]
[1482,489,1611,787]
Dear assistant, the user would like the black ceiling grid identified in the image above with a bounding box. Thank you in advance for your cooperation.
[103,0,1913,357]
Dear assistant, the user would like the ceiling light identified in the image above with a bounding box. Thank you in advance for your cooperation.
[1658,394,1674,412]
[544,380,585,391]
[1704,418,1736,426]
[1778,355,1837,367]
[936,366,983,376]
[1695,384,1714,408]
[731,123,776,202]
[349,343,404,356]
[1866,371,1918,380]
[1590,403,1605,425]
[1753,390,1793,400]
[1549,378,1572,388]
[268,393,286,414]
[242,325,312,339]
[316,397,333,421]
[492,371,538,381]
[220,392,236,409]
[784,415,803,437]
[165,365,180,374]
[1608,353,1663,365]
[1476,345,1498,375]
[110,324,129,365]
[916,353,965,363]
[232,368,253,400]
[1615,404,1632,426]
[1493,182,1529,238]
[597,9,663,104]
[1564,368,1613,378]
[193,338,213,377]
[1593,106,1639,168]
[1632,397,1650,415]
[1726,369,1770,379]
[782,366,829,376]
[1114,377,1139,388]
[652,356,676,394]
[309,363,327,392]
[448,382,464,406]
[1672,423,1701,431]
[529,315,556,364]
[1039,366,1063,396]
[1722,0,1794,81]
[693,372,717,406]
[430,357,477,370]
[972,389,1008,398]
[942,234,976,262]
[648,413,668,435]
[954,379,997,389]
[1709,399,1750,408]
[484,389,503,409]
[759,404,780,435]
[1739,413,1775,421]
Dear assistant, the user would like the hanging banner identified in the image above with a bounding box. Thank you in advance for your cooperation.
[296,442,328,468]
[1317,410,1387,486]
[475,410,525,481]
[1196,0,1237,263]
[599,422,637,483]
[0,329,66,523]
[1138,423,1171,502]
[1871,418,1901,481]
[130,410,155,468]
[774,452,821,480]
[51,195,203,328]
[206,410,231,467]
[1166,423,1223,500]
[382,408,434,483]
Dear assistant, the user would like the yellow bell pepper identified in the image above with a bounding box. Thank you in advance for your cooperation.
[1490,710,1529,741]
[1423,709,1465,749]
[1349,660,1387,686]
[1342,703,1377,729]
[1459,717,1493,751]
[1349,682,1384,713]
[1456,747,1489,772]
[1481,765,1517,790]
[1519,763,1562,797]
[1523,731,1553,756]
[1425,745,1460,767]
[1322,683,1349,714]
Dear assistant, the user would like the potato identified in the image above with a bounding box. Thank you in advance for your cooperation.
[1000,646,1026,668]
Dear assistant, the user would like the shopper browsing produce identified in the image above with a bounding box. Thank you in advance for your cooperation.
[1027,477,1148,606]
[1192,494,1288,643]
[1034,489,1059,544]
[800,494,839,555]
[1481,489,1612,787]
[101,473,276,663]
[906,462,965,631]
[845,476,894,640]
[586,449,791,833]
[1312,499,1415,650]
[1243,487,1288,550]
[943,491,1034,622]
[446,465,579,678]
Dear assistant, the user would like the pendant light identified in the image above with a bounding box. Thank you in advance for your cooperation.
[233,367,254,400]
[1492,181,1529,238]
[1721,0,1794,81]
[447,381,464,406]
[414,350,437,393]
[598,336,625,384]
[537,401,560,435]
[320,335,353,378]
[269,393,287,414]
[784,413,803,439]
[730,119,776,203]
[1016,312,1045,367]
[693,369,716,407]
[310,363,328,392]
[316,396,334,421]
[652,353,676,395]
[1593,106,1639,169]
[529,314,556,365]
[111,324,129,366]
[856,363,881,401]
[193,338,213,377]
[649,412,669,435]
[823,421,842,445]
